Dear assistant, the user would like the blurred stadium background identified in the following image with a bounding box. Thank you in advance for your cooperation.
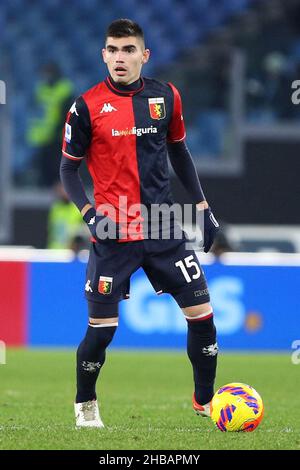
[0,0,300,448]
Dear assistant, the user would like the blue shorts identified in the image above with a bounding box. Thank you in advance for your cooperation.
[85,234,210,309]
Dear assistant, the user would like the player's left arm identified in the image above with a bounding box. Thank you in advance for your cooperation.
[167,83,219,252]
[167,82,205,204]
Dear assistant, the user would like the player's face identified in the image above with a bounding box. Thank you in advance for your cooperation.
[102,36,150,85]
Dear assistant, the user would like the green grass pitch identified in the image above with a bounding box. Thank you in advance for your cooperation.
[0,349,299,450]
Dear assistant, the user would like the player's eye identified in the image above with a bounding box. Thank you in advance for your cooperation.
[107,47,117,53]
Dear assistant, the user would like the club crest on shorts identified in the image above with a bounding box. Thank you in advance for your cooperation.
[148,97,166,120]
[98,276,113,295]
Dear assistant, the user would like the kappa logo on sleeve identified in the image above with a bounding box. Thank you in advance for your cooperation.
[69,102,79,116]
[98,276,113,295]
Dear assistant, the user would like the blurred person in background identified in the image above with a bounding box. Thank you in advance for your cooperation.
[210,224,233,259]
[27,62,74,187]
[69,234,88,256]
[60,19,219,428]
[47,181,85,249]
[246,51,293,121]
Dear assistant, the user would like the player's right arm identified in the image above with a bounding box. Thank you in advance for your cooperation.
[60,97,118,241]
[60,97,99,235]
[60,97,92,213]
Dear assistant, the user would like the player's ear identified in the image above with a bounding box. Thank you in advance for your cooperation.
[142,49,150,65]
[102,48,107,64]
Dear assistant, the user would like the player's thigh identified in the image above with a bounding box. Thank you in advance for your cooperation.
[85,241,142,305]
[88,299,119,326]
[143,239,207,296]
[144,237,210,307]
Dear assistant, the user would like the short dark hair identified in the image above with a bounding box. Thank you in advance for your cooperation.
[106,19,145,45]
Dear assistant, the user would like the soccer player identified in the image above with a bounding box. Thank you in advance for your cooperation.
[60,19,219,428]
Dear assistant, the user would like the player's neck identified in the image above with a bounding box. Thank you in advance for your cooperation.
[108,75,142,92]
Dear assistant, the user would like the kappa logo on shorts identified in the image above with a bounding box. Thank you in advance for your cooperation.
[85,280,93,293]
[98,276,113,295]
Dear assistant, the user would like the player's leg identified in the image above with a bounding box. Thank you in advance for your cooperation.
[181,301,218,417]
[143,237,218,417]
[76,240,142,426]
[75,300,118,428]
[76,301,118,403]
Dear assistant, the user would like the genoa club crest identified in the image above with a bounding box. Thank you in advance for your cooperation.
[148,97,166,120]
[98,276,113,295]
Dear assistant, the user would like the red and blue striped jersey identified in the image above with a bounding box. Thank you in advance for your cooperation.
[62,76,186,240]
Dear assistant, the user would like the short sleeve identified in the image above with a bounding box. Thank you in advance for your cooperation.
[62,96,91,160]
[167,82,186,143]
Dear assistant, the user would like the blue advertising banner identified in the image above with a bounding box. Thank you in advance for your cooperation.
[28,260,87,346]
[28,259,300,350]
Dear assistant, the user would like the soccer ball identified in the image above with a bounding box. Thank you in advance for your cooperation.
[211,382,264,432]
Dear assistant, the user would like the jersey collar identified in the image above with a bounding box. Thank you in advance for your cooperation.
[104,76,145,96]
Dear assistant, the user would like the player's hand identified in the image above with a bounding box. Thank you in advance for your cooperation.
[83,207,119,243]
[202,207,219,253]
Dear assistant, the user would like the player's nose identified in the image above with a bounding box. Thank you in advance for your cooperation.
[115,51,125,61]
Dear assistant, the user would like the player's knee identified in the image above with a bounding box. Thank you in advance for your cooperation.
[183,302,217,346]
[186,312,218,360]
[89,317,119,328]
[86,301,119,348]
[88,317,118,345]
[182,302,213,321]
[88,300,119,324]
[78,322,117,356]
